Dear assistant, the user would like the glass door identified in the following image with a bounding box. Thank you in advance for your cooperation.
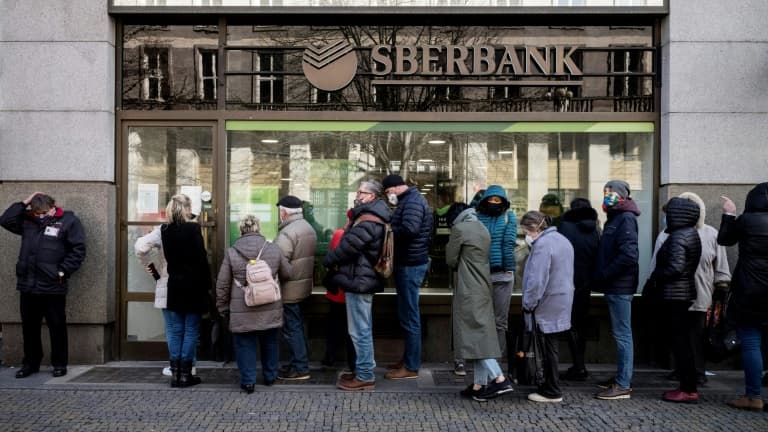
[120,123,217,359]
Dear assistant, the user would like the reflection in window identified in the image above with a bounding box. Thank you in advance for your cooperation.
[196,48,218,100]
[141,46,170,101]
[227,125,654,291]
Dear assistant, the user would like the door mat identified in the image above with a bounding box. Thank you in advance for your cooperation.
[69,367,340,385]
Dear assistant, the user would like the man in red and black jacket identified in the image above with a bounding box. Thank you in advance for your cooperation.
[0,192,86,379]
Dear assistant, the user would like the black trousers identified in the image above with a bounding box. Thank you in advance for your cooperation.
[20,292,68,368]
[690,311,706,378]
[539,332,562,398]
[664,300,698,393]
[567,288,590,371]
[323,300,356,371]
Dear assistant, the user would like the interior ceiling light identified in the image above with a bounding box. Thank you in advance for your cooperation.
[261,139,279,144]
[498,150,514,155]
[280,178,292,181]
[418,159,434,163]
[428,140,446,145]
[425,184,434,187]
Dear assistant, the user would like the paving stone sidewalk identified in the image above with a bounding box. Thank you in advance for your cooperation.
[0,364,765,432]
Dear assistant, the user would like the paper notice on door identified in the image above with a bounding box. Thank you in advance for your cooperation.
[137,183,159,214]
[180,185,203,216]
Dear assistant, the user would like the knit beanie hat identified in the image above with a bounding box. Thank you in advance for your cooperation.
[604,180,631,199]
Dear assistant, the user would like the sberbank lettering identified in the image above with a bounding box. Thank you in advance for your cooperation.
[370,45,582,76]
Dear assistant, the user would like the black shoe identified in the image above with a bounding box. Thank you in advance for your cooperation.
[264,379,275,387]
[52,367,67,378]
[560,367,589,381]
[240,384,255,394]
[179,361,201,387]
[15,365,39,379]
[476,378,514,400]
[762,372,768,387]
[460,384,486,400]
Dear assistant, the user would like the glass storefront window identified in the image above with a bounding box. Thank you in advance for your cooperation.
[113,1,664,8]
[227,121,654,293]
[126,301,166,342]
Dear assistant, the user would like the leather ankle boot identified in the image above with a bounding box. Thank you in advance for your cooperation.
[170,360,181,388]
[179,361,201,387]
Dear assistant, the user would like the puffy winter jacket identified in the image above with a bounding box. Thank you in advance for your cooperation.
[391,186,431,266]
[0,202,86,295]
[593,199,641,295]
[216,232,292,334]
[558,206,600,293]
[274,214,317,303]
[718,182,768,326]
[161,222,211,314]
[475,185,517,273]
[654,198,702,302]
[323,199,391,294]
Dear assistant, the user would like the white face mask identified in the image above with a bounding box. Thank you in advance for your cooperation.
[388,193,398,206]
[525,234,534,247]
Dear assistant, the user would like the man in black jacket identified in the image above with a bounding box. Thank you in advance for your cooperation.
[0,192,86,378]
[381,174,432,380]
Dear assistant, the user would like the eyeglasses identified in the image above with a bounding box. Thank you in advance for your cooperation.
[356,190,374,196]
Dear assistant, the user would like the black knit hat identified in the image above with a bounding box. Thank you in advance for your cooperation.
[604,180,631,199]
[276,195,303,209]
[382,174,406,189]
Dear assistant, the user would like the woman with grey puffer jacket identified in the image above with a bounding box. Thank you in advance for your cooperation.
[216,215,292,392]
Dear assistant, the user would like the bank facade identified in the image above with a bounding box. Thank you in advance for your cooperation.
[1,1,766,365]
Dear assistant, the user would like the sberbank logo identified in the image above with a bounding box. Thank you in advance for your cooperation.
[302,40,359,92]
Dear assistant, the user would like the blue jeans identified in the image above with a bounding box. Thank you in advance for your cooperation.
[346,292,375,382]
[162,309,201,362]
[394,262,428,371]
[605,294,634,389]
[282,302,309,373]
[473,359,502,386]
[737,326,764,398]
[233,328,280,386]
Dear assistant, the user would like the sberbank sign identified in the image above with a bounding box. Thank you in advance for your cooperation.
[370,45,582,77]
[301,41,583,92]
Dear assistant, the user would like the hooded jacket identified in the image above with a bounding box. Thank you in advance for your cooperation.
[0,202,86,295]
[654,198,702,302]
[475,185,517,273]
[134,225,170,309]
[718,182,768,326]
[274,213,317,303]
[216,232,292,333]
[558,206,600,293]
[445,208,500,360]
[323,199,392,294]
[593,199,641,295]
[648,192,731,311]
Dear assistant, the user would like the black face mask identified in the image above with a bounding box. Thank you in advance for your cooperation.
[484,202,505,216]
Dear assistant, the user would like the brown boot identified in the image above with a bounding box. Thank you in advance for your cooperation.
[727,396,764,411]
[337,377,375,391]
[384,367,418,380]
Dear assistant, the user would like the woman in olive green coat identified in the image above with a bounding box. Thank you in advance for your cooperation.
[446,203,513,401]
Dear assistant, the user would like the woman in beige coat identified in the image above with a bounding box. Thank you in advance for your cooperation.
[216,215,291,393]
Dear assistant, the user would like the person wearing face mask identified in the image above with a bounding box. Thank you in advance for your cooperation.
[1,192,86,379]
[380,174,432,380]
[520,211,574,403]
[593,180,641,400]
[323,180,391,390]
[475,185,518,359]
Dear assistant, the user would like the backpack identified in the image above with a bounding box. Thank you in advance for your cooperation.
[232,242,281,307]
[354,214,394,278]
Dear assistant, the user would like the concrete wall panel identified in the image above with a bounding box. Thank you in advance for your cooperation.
[665,0,768,44]
[0,111,114,182]
[661,113,768,185]
[0,42,114,112]
[0,0,114,43]
[664,41,768,114]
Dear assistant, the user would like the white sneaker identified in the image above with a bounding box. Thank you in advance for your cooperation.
[528,392,563,403]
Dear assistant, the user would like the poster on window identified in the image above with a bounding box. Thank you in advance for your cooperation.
[137,183,159,214]
[180,185,203,216]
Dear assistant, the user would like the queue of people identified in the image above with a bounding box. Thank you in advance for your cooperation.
[3,180,767,413]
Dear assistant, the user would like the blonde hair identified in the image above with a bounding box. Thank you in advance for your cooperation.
[239,214,261,235]
[165,194,192,224]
